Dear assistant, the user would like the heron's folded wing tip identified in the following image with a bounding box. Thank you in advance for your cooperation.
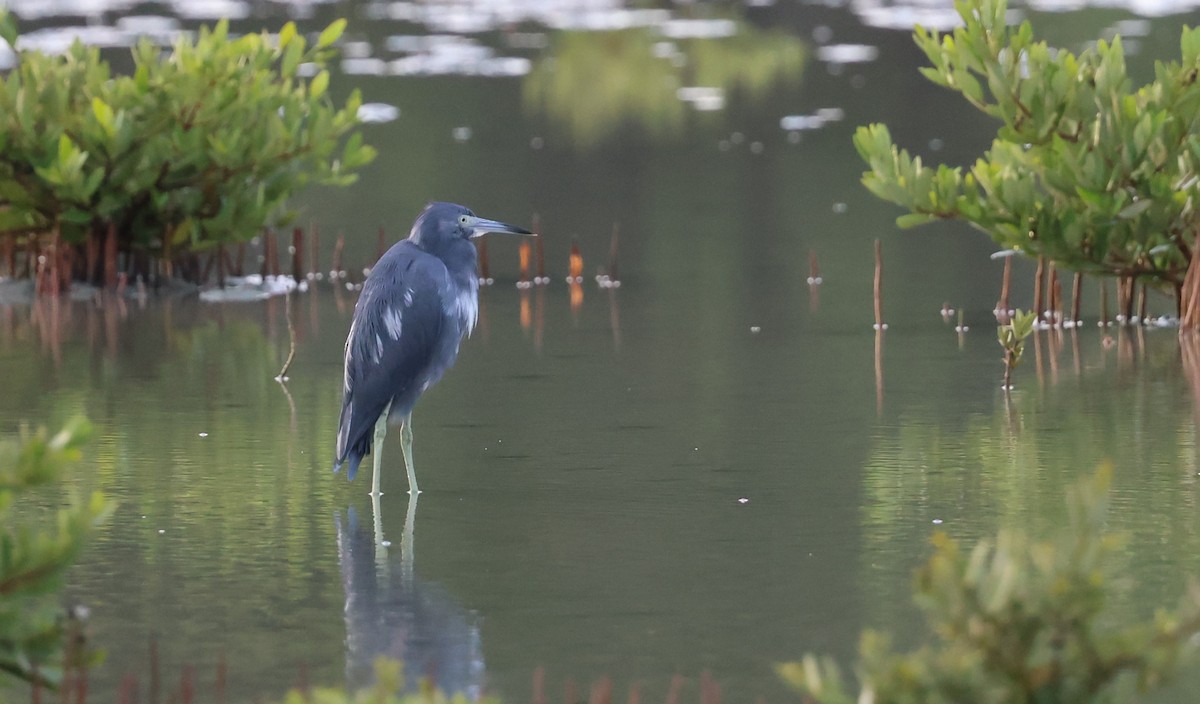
[345,455,362,481]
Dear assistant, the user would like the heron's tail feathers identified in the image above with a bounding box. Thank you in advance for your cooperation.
[332,452,366,481]
[334,399,377,481]
[333,410,369,482]
[335,388,395,482]
[333,431,372,481]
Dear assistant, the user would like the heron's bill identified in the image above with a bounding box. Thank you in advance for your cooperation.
[467,216,533,239]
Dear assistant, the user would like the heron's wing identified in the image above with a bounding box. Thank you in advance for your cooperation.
[334,245,460,477]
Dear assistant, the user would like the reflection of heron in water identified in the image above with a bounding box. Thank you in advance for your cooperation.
[336,495,484,698]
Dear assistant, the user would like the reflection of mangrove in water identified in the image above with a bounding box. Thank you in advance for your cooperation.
[0,271,622,375]
[0,303,349,700]
[337,503,484,698]
[873,319,1181,416]
[861,334,1200,631]
[0,297,299,428]
[523,22,806,147]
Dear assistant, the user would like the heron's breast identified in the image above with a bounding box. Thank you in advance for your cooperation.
[443,283,479,335]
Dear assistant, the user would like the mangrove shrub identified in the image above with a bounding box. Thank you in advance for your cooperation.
[0,13,375,283]
[0,417,110,689]
[854,0,1200,299]
[779,468,1200,704]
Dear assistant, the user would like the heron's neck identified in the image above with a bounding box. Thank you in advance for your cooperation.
[428,239,479,291]
[432,240,480,334]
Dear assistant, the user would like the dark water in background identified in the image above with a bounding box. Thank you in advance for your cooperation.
[4,0,1200,701]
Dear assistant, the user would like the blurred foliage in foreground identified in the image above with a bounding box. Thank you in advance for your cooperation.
[780,467,1200,704]
[277,658,496,704]
[0,11,374,283]
[0,417,110,689]
[854,0,1200,297]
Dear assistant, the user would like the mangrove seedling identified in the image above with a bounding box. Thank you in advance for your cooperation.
[998,309,1037,390]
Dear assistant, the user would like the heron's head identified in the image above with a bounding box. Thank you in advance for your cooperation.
[409,202,532,251]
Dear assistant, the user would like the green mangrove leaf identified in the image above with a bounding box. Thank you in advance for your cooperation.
[281,39,303,77]
[1117,199,1152,219]
[896,213,939,228]
[309,70,329,100]
[56,134,76,166]
[0,10,17,48]
[0,208,35,231]
[1181,25,1200,65]
[61,208,91,225]
[316,18,345,51]
[316,19,346,50]
[90,97,115,136]
[278,21,297,49]
[170,219,193,245]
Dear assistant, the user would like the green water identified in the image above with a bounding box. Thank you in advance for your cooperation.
[3,2,1200,702]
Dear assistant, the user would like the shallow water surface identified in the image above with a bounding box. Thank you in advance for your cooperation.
[5,281,1200,702]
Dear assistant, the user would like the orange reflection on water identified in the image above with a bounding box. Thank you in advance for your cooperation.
[1046,328,1061,386]
[569,281,583,318]
[519,289,532,332]
[518,240,532,285]
[568,241,583,282]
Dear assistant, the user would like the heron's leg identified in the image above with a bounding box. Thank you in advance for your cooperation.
[371,400,392,497]
[400,412,420,494]
[401,492,417,585]
[371,490,388,564]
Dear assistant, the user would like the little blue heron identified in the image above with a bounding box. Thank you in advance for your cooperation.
[334,202,532,495]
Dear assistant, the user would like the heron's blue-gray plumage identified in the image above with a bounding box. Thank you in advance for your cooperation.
[334,204,481,480]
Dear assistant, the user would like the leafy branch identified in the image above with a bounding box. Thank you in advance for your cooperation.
[0,12,376,282]
[779,467,1200,704]
[854,0,1200,300]
[0,417,112,690]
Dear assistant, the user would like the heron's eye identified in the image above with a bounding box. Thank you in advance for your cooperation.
[459,215,469,225]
